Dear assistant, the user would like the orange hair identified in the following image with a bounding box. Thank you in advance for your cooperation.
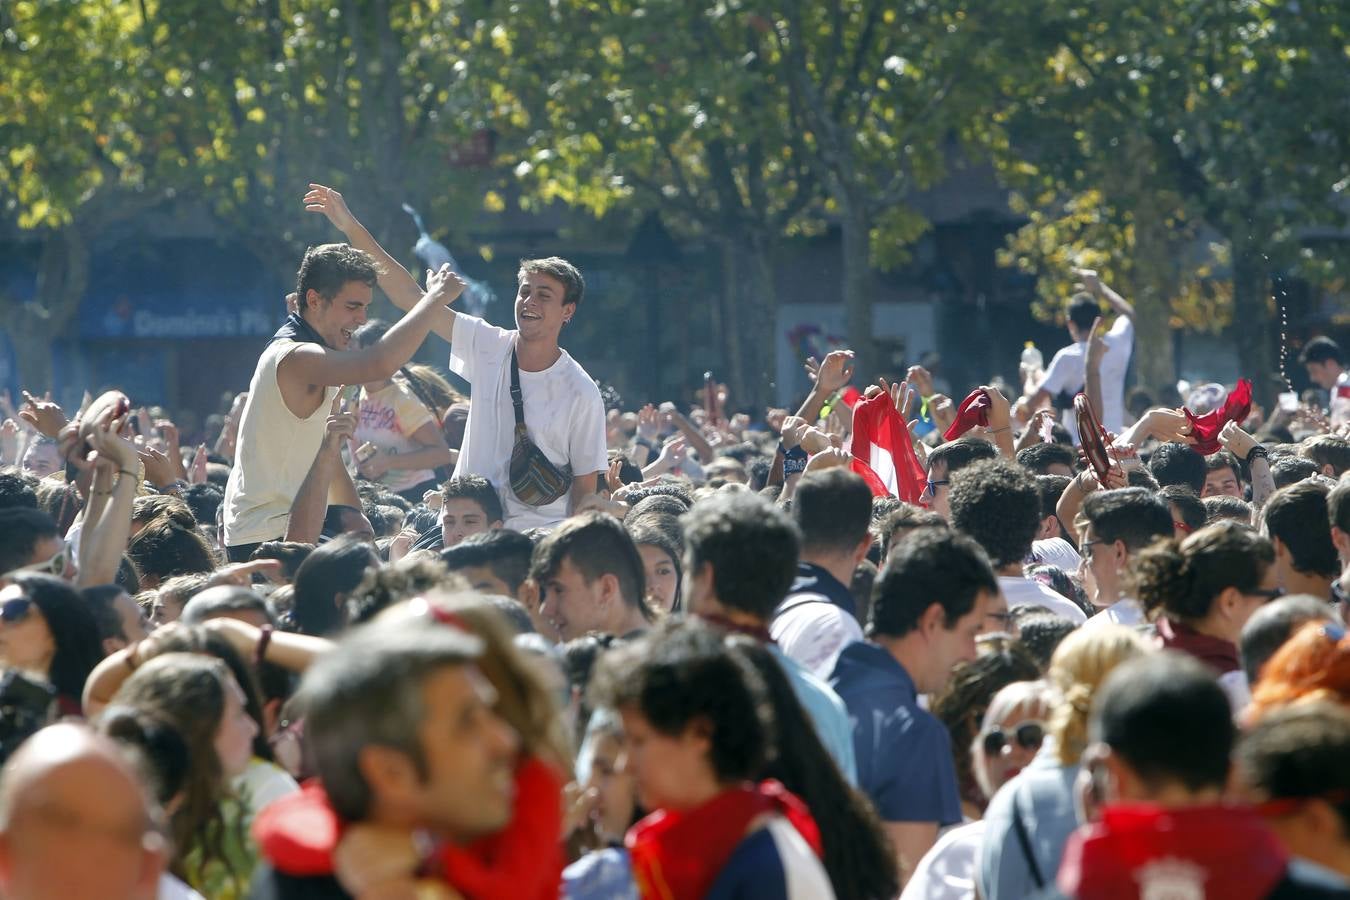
[1248,621,1350,722]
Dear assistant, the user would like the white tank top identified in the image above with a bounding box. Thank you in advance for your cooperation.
[223,339,338,546]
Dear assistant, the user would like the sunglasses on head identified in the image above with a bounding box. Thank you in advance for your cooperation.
[982,721,1045,756]
[0,597,34,624]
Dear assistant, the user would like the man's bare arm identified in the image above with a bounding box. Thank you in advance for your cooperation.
[305,184,458,345]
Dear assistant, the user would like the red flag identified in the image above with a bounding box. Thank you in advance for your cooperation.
[851,390,927,503]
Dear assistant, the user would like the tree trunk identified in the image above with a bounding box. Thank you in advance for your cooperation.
[737,235,777,413]
[7,227,91,397]
[1129,199,1178,397]
[1231,243,1275,406]
[716,240,748,407]
[839,203,876,383]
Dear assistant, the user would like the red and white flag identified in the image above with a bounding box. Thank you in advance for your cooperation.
[849,390,926,504]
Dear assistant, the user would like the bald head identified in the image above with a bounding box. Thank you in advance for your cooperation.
[0,724,164,900]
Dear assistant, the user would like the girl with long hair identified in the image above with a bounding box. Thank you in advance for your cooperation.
[0,572,103,714]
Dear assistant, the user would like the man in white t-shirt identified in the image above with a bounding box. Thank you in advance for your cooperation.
[308,187,606,531]
[1021,269,1135,439]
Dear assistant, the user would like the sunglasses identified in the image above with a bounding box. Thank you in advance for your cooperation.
[982,721,1045,756]
[0,545,69,584]
[925,479,949,499]
[1245,587,1285,602]
[0,597,34,624]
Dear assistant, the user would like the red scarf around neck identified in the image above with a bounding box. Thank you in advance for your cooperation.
[625,780,821,900]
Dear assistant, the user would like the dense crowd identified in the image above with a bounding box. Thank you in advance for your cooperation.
[2,185,1350,900]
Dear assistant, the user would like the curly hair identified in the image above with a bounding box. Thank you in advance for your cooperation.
[930,640,1040,810]
[1130,521,1274,623]
[948,459,1040,568]
[590,619,772,784]
[346,555,464,625]
[1046,625,1151,765]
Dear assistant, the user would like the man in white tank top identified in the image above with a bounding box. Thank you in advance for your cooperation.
[222,241,465,561]
[306,185,607,531]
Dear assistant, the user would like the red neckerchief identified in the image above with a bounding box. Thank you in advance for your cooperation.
[626,781,822,900]
[943,388,992,441]
[1183,379,1252,455]
[1058,803,1288,900]
[437,755,564,900]
[1157,617,1241,674]
[699,613,775,644]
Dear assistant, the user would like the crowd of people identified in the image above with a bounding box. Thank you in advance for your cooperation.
[2,184,1350,899]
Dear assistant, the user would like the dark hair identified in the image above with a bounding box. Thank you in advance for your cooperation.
[35,478,79,535]
[347,556,460,625]
[590,619,771,784]
[1204,450,1242,484]
[1093,653,1234,793]
[352,318,390,349]
[1067,293,1101,333]
[791,469,873,556]
[98,705,191,808]
[403,505,440,535]
[519,256,585,307]
[1017,443,1078,476]
[440,529,534,595]
[1237,701,1350,837]
[879,504,947,557]
[1202,494,1252,525]
[681,492,800,620]
[298,617,484,821]
[1298,335,1345,367]
[12,573,103,706]
[1299,435,1350,477]
[1035,475,1072,522]
[249,541,314,582]
[727,638,900,900]
[180,586,275,627]
[0,507,60,574]
[930,641,1040,808]
[1239,595,1335,685]
[126,519,217,584]
[484,595,534,634]
[1016,614,1078,672]
[181,484,224,531]
[624,485,694,514]
[290,534,380,636]
[296,243,379,314]
[869,529,997,638]
[132,494,197,530]
[948,460,1040,568]
[561,633,622,746]
[1148,442,1206,494]
[1330,477,1350,535]
[80,584,133,644]
[440,474,504,525]
[1263,481,1339,578]
[1158,485,1207,534]
[926,436,997,477]
[322,504,372,540]
[531,513,648,615]
[1131,520,1275,623]
[0,470,38,510]
[1082,487,1174,552]
[626,520,684,613]
[1271,455,1319,489]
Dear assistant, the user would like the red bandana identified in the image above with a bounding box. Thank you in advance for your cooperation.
[943,388,992,441]
[1183,379,1252,455]
[626,781,822,900]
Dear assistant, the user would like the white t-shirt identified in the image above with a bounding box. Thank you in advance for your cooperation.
[1037,316,1134,437]
[900,819,985,900]
[1031,537,1082,575]
[356,379,438,493]
[236,757,299,815]
[449,315,607,531]
[998,574,1087,624]
[1084,596,1146,629]
[158,873,205,900]
[770,596,864,680]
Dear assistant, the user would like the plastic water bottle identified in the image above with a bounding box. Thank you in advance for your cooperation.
[1021,341,1043,371]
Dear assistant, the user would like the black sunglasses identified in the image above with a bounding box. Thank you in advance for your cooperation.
[1245,588,1285,602]
[0,597,34,624]
[982,721,1045,756]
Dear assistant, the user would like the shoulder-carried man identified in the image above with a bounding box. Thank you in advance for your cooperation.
[307,185,606,532]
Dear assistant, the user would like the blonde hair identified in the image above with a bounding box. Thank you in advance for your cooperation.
[1046,625,1152,765]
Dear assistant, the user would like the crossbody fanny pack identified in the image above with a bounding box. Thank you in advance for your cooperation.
[508,348,571,506]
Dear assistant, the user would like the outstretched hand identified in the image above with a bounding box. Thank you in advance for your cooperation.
[304,183,358,233]
[805,350,855,394]
[425,264,467,306]
[18,390,67,438]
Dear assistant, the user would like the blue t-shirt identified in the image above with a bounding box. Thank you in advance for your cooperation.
[770,645,858,786]
[828,641,961,825]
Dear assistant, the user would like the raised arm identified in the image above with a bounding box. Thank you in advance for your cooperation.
[285,395,357,543]
[279,264,465,389]
[305,184,458,345]
[1074,268,1135,320]
[76,414,141,587]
